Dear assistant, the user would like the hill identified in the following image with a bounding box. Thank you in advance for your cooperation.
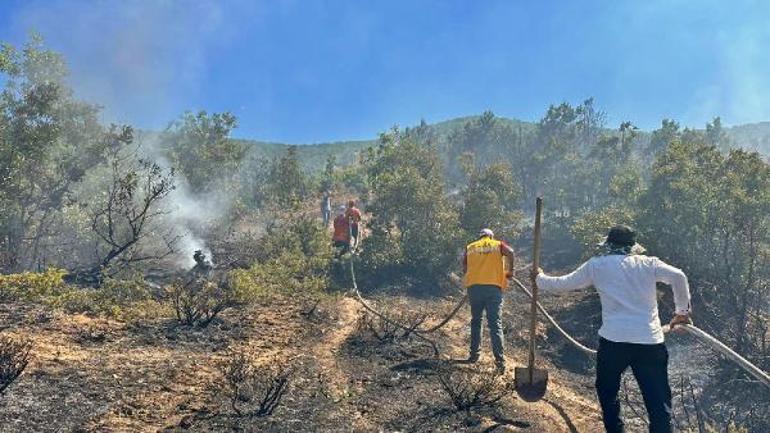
[235,115,770,172]
[725,121,770,155]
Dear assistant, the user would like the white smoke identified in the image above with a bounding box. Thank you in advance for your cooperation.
[138,134,232,270]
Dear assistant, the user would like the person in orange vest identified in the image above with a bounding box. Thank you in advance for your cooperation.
[462,228,515,373]
[332,205,351,257]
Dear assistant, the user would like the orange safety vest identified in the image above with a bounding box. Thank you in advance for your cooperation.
[464,236,508,289]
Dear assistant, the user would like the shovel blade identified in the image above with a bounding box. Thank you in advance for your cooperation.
[514,367,549,402]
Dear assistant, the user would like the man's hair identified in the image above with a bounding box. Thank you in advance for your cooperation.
[606,225,637,247]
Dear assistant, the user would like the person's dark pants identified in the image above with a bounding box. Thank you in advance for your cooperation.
[468,284,505,366]
[596,337,673,433]
[333,240,349,257]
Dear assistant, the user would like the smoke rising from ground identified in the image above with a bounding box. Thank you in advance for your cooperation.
[138,135,233,270]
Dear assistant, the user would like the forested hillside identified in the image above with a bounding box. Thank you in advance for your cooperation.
[234,111,769,174]
[1,36,768,432]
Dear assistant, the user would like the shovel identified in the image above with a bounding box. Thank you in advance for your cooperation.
[514,196,549,402]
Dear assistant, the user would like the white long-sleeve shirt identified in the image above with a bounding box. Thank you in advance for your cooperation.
[536,255,691,344]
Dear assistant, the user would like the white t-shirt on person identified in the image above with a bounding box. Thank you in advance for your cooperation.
[536,255,690,345]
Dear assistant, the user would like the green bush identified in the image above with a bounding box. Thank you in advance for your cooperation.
[229,215,333,299]
[0,269,164,321]
[0,268,68,301]
[360,131,465,291]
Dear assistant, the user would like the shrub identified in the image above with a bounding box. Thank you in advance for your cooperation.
[0,268,67,301]
[228,215,333,298]
[222,351,292,417]
[166,275,242,327]
[436,367,512,413]
[0,334,32,395]
[355,307,428,343]
[48,274,158,320]
[0,269,161,321]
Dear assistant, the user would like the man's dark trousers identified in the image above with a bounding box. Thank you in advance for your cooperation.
[468,284,505,366]
[596,337,673,433]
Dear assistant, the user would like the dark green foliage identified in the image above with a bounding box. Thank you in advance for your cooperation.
[162,110,243,194]
[0,36,115,272]
[460,161,523,237]
[639,141,770,354]
[268,146,309,207]
[360,130,464,290]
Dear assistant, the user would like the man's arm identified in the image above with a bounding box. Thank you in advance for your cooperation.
[654,258,692,327]
[501,242,515,279]
[535,261,593,294]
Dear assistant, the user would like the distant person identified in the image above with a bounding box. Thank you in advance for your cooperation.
[321,190,331,226]
[533,225,691,433]
[332,205,351,256]
[462,228,515,374]
[345,199,362,250]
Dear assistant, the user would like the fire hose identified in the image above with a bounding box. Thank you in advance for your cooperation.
[345,255,770,389]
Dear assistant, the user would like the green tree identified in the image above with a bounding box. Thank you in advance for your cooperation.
[646,119,681,156]
[268,146,308,207]
[163,110,243,193]
[360,130,463,290]
[460,162,523,236]
[639,141,770,357]
[0,36,114,271]
[705,116,731,152]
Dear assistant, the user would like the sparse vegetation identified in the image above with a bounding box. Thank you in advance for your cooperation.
[222,352,292,418]
[1,31,769,433]
[436,367,513,413]
[355,307,428,342]
[166,276,241,327]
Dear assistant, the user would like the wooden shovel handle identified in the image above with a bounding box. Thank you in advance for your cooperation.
[528,197,543,378]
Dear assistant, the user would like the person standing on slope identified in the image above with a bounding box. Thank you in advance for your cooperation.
[321,190,332,227]
[332,205,351,257]
[463,228,515,374]
[533,225,691,433]
[345,199,362,251]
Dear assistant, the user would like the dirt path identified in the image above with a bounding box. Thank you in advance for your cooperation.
[311,296,362,400]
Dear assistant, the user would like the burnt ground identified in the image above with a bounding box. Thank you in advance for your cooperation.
[0,291,616,433]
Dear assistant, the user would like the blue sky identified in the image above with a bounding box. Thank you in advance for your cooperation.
[1,0,769,143]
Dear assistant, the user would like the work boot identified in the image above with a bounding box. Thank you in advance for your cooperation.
[495,360,506,375]
[465,354,479,364]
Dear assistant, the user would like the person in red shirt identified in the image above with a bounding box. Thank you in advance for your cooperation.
[332,205,351,256]
[345,200,362,250]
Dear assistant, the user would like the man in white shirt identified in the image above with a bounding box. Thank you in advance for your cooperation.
[533,225,691,433]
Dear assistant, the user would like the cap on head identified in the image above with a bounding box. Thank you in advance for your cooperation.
[606,225,637,247]
[479,228,494,238]
[338,205,347,213]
